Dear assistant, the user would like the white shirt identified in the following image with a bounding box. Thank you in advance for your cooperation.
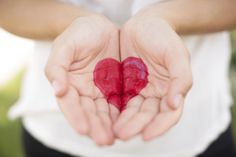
[9,0,233,157]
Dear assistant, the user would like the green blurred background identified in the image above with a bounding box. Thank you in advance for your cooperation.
[0,32,236,157]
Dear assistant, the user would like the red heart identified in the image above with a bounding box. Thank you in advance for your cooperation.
[93,57,148,112]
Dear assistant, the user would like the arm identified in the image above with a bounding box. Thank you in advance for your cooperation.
[0,0,94,39]
[138,0,236,34]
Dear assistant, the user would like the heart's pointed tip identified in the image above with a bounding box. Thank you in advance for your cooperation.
[108,95,122,111]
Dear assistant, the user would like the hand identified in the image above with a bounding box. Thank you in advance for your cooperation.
[114,11,193,141]
[45,15,120,145]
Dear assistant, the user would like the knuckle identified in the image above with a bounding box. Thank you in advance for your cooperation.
[138,112,149,118]
[183,73,193,91]
[44,64,55,81]
[185,50,191,60]
[96,134,110,146]
[73,123,87,135]
[173,116,181,126]
[44,64,51,78]
[140,109,156,117]
[75,126,83,135]
[187,74,193,89]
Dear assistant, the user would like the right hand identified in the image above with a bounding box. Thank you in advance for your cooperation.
[45,15,120,145]
[114,11,193,141]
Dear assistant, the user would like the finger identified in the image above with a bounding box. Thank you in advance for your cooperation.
[142,97,184,141]
[57,86,89,135]
[109,104,120,123]
[105,28,120,59]
[95,98,114,144]
[113,95,144,137]
[159,96,175,113]
[139,83,156,98]
[140,75,169,98]
[117,98,160,140]
[81,97,111,146]
[69,73,102,98]
[45,43,74,97]
[166,46,193,109]
[120,28,138,59]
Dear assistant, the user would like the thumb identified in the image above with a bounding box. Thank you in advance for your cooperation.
[166,47,193,109]
[167,78,191,109]
[45,44,73,97]
[45,66,68,97]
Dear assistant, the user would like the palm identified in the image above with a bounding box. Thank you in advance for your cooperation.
[46,16,120,145]
[114,17,190,141]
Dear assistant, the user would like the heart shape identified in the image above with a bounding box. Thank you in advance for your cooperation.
[93,57,148,112]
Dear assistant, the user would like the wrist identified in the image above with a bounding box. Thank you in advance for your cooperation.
[68,13,118,34]
[125,8,177,38]
[52,4,98,38]
[133,4,180,33]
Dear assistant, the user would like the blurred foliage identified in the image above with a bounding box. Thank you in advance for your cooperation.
[0,69,25,157]
[0,70,24,124]
[230,31,236,142]
[0,31,235,157]
[230,31,236,67]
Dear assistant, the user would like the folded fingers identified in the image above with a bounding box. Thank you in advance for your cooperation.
[81,96,114,145]
[113,95,144,139]
[57,86,89,135]
[142,97,184,141]
[116,97,160,140]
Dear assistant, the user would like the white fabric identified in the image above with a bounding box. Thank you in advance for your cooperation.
[9,0,233,157]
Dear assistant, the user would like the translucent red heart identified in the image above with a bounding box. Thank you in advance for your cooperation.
[93,57,148,112]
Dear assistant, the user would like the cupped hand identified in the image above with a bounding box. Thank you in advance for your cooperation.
[45,15,120,145]
[114,12,193,141]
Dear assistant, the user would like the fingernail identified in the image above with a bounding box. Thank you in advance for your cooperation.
[173,94,183,109]
[52,80,61,95]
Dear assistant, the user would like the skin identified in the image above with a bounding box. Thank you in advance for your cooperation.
[1,0,236,145]
[0,0,94,39]
[114,15,191,141]
[113,0,236,141]
[45,15,120,145]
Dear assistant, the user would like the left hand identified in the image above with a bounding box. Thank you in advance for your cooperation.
[45,15,120,145]
[114,10,193,141]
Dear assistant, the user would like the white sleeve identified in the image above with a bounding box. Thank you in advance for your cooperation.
[59,0,83,5]
[131,0,164,15]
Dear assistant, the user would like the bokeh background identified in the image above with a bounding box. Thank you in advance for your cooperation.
[0,28,236,157]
